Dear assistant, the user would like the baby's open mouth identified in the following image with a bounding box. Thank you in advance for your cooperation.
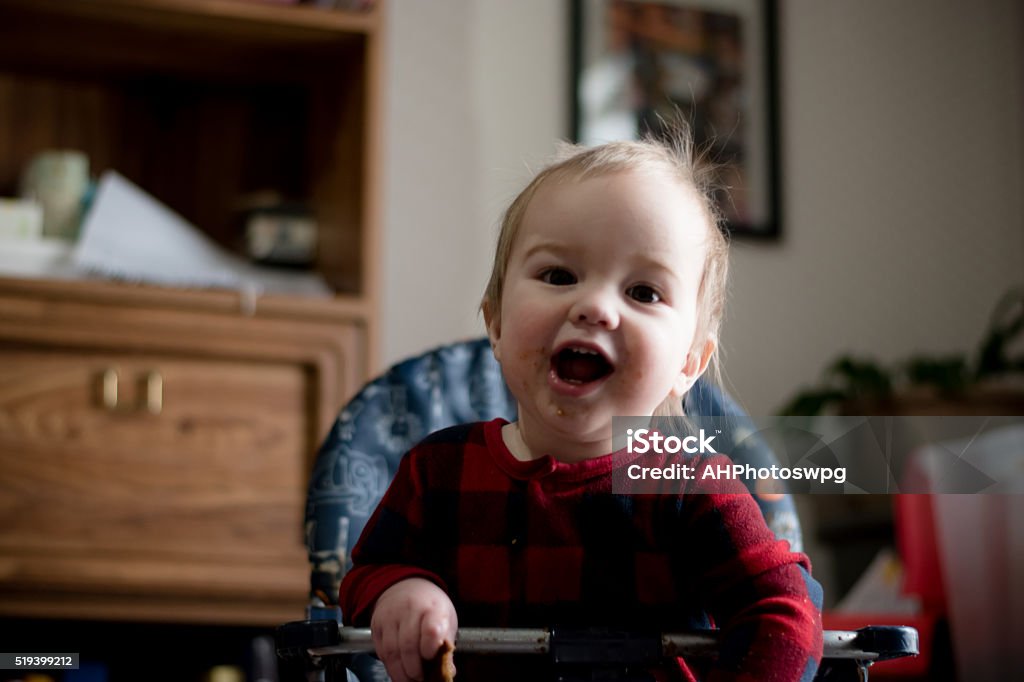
[553,346,614,385]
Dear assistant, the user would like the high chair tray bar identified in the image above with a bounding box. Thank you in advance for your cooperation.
[278,620,919,663]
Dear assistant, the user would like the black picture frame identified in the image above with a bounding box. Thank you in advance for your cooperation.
[571,0,781,239]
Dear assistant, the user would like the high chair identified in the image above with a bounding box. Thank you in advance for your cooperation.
[285,338,917,680]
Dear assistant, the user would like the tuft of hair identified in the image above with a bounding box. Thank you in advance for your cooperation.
[482,123,730,408]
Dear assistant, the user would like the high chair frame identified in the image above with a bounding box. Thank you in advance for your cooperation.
[276,619,919,681]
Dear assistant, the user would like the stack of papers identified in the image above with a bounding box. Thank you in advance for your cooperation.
[66,171,331,297]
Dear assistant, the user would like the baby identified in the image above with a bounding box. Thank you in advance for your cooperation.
[340,133,823,681]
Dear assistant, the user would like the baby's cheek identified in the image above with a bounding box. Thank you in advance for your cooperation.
[510,352,543,393]
[620,348,646,383]
[511,345,546,375]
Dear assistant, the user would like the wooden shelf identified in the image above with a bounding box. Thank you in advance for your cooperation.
[0,0,379,43]
[0,0,383,298]
[0,0,380,84]
[0,275,372,323]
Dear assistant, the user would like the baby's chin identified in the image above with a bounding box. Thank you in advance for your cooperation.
[540,402,615,443]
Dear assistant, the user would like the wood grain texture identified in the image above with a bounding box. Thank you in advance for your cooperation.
[0,279,368,624]
[0,0,379,45]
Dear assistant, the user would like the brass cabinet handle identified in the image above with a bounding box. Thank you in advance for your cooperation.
[101,368,120,411]
[143,371,163,415]
[99,368,163,415]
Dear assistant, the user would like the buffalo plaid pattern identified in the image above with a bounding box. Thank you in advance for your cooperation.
[340,419,822,681]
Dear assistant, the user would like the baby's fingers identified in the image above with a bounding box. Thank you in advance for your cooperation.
[418,613,452,660]
[372,623,415,682]
[397,612,427,681]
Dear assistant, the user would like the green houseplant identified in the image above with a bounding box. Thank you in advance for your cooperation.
[779,288,1024,416]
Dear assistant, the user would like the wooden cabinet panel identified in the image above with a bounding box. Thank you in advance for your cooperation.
[0,278,368,625]
[1,352,306,556]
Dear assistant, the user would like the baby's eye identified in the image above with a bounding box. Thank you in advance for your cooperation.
[539,267,577,286]
[627,284,661,303]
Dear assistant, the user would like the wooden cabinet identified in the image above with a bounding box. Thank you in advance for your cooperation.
[0,0,383,629]
[0,0,384,306]
[0,277,369,624]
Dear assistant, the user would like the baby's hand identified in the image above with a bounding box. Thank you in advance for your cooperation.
[370,577,458,682]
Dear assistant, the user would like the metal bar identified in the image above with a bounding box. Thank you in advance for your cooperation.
[308,627,880,661]
[661,632,719,660]
[822,631,880,661]
[452,628,549,655]
[309,627,549,657]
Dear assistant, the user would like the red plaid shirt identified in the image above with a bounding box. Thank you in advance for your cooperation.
[340,419,822,681]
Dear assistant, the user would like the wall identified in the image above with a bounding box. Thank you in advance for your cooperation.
[383,0,1024,417]
[727,0,1024,415]
[382,0,567,365]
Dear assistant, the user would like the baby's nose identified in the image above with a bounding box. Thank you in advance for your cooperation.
[569,291,620,329]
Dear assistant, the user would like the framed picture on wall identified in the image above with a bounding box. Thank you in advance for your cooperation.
[571,0,780,238]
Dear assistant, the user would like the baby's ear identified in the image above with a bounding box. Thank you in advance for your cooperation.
[671,337,716,398]
[482,300,502,361]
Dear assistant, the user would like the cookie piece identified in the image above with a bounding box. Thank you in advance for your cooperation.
[423,640,456,682]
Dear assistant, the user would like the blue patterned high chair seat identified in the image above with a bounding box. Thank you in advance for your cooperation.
[305,337,802,609]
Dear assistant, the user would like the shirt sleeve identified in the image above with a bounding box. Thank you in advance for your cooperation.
[338,444,448,626]
[685,456,824,682]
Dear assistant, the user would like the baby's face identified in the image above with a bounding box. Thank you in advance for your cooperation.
[488,168,712,459]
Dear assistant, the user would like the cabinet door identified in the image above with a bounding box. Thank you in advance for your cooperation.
[0,349,312,624]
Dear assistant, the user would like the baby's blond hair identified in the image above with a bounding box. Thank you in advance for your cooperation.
[482,131,730,411]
